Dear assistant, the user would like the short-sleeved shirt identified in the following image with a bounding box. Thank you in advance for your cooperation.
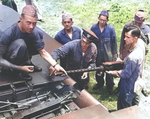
[0,23,44,55]
[54,26,81,45]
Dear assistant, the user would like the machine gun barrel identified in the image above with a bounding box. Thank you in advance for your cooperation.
[55,61,124,76]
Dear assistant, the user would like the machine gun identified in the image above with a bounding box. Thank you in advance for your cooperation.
[55,61,124,76]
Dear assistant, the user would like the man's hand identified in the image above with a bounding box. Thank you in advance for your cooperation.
[20,66,34,72]
[106,70,121,77]
[81,72,88,79]
[49,66,55,76]
[49,64,67,76]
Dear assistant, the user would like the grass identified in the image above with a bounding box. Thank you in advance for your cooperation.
[88,71,119,111]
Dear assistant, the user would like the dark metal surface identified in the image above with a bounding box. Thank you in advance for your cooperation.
[0,5,20,36]
[103,61,124,71]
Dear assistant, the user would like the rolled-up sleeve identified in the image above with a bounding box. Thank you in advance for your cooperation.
[51,42,73,61]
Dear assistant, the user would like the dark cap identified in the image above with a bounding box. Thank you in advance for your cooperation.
[134,9,146,23]
[22,5,38,18]
[99,10,109,17]
[82,29,99,43]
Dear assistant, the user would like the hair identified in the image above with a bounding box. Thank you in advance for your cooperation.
[138,9,145,12]
[124,25,141,38]
[21,13,25,19]
[99,14,108,20]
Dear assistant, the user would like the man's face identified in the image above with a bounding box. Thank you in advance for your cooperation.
[98,15,108,27]
[134,21,142,28]
[124,31,135,45]
[81,37,91,51]
[62,18,73,30]
[20,15,37,33]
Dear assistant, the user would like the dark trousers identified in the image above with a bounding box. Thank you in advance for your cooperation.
[117,89,138,110]
[4,39,32,65]
[117,80,140,106]
[95,71,114,90]
[69,72,89,89]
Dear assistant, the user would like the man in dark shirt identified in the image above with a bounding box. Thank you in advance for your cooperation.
[51,29,98,89]
[107,25,145,110]
[54,12,81,45]
[0,5,66,81]
[91,10,118,93]
[54,12,81,68]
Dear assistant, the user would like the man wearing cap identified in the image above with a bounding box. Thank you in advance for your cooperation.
[50,29,98,89]
[116,9,150,96]
[107,25,145,110]
[54,12,81,68]
[119,9,150,60]
[91,10,118,93]
[55,12,81,45]
[0,5,66,81]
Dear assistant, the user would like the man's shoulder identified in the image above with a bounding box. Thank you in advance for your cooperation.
[63,39,80,48]
[141,23,150,30]
[72,26,81,31]
[69,39,80,44]
[3,23,18,32]
[125,22,133,26]
[106,24,115,29]
[0,23,18,38]
[32,27,43,35]
[91,23,98,28]
[56,29,65,36]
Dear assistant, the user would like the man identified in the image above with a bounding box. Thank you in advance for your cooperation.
[119,9,150,60]
[115,9,150,95]
[54,12,81,68]
[51,29,98,89]
[0,5,66,81]
[107,25,145,110]
[91,10,118,93]
[54,12,81,45]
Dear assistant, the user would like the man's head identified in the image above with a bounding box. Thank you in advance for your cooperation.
[98,10,109,27]
[81,29,98,51]
[124,25,141,45]
[62,13,73,30]
[19,5,38,33]
[134,9,146,28]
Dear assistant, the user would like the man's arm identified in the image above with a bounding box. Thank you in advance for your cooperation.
[0,55,34,72]
[106,70,122,77]
[39,48,67,75]
[111,27,118,61]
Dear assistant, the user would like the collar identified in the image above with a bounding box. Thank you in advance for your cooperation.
[62,27,76,34]
[96,22,107,29]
